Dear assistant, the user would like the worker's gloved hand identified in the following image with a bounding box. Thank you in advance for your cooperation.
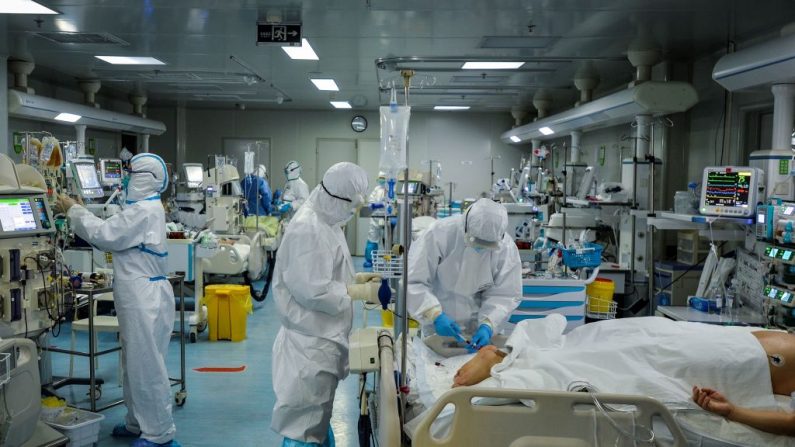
[279,202,291,213]
[434,313,464,343]
[54,193,78,214]
[469,324,493,353]
[354,272,382,284]
[347,280,381,303]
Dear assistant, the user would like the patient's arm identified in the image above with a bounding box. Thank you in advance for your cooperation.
[453,346,506,388]
[693,386,795,436]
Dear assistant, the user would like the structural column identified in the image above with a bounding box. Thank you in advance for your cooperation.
[772,84,795,150]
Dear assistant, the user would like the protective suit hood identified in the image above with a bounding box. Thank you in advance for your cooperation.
[285,160,302,181]
[126,153,169,203]
[465,198,508,250]
[256,164,267,178]
[307,162,368,226]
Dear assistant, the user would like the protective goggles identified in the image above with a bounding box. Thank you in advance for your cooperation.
[321,181,364,209]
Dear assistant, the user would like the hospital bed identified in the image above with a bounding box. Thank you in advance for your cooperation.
[368,329,795,447]
[200,216,282,301]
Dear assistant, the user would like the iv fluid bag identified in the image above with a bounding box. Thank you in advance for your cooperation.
[244,151,255,175]
[379,105,411,178]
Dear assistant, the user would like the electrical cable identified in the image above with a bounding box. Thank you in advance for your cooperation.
[590,394,655,444]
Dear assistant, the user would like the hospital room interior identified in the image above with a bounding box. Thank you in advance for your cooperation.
[8,1,795,446]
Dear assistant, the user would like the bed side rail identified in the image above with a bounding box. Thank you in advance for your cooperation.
[413,387,688,447]
[378,331,401,447]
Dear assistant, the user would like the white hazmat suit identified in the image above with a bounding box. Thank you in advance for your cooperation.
[407,198,522,334]
[271,162,368,444]
[67,153,176,444]
[282,160,310,216]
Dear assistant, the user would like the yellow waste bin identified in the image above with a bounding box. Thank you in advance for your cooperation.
[586,278,616,314]
[205,285,252,341]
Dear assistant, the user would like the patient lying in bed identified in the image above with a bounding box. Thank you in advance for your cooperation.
[452,315,795,436]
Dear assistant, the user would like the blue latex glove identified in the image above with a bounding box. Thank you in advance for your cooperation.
[434,313,464,343]
[279,202,291,213]
[469,324,493,352]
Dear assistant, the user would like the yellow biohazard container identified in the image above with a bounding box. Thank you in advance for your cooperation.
[586,278,616,313]
[205,284,253,342]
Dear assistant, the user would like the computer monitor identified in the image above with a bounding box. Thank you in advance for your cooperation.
[183,164,204,189]
[0,195,55,238]
[699,166,763,217]
[99,159,123,186]
[70,160,103,199]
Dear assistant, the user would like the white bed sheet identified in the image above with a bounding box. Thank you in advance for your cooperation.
[400,315,794,446]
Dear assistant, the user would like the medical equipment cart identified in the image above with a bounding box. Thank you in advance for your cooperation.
[44,275,188,411]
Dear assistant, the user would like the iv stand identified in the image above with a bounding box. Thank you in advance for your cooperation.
[397,69,414,432]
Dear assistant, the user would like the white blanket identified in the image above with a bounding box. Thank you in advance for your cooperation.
[492,315,777,410]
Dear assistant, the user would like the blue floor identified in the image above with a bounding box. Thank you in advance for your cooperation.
[48,257,381,446]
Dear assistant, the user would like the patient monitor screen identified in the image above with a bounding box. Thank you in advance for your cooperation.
[0,198,37,232]
[76,163,101,190]
[704,170,752,208]
[102,160,122,184]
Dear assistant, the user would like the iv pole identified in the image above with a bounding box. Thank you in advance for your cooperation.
[397,69,414,431]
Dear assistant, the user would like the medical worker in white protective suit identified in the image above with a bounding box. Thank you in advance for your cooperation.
[271,162,378,447]
[279,160,310,217]
[56,153,179,447]
[407,198,522,352]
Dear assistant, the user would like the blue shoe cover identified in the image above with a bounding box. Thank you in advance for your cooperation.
[130,439,182,447]
[282,438,321,447]
[322,426,335,447]
[112,423,140,438]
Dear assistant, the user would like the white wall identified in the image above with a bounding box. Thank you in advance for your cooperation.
[182,108,523,200]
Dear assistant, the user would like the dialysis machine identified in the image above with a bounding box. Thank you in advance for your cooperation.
[0,154,60,446]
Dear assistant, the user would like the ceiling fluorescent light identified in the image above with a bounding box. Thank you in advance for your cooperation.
[434,106,470,111]
[0,0,59,14]
[95,56,165,65]
[54,113,81,123]
[510,135,521,143]
[311,78,339,91]
[539,126,554,135]
[462,61,524,70]
[330,101,351,109]
[282,38,319,60]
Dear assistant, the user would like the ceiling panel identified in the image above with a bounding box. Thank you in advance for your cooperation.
[3,0,795,112]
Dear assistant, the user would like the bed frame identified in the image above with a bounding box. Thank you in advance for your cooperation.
[412,388,689,446]
[374,331,690,447]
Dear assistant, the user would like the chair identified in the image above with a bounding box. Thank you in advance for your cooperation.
[69,292,123,386]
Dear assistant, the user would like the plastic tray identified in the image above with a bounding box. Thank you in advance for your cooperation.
[45,407,105,447]
[561,243,603,269]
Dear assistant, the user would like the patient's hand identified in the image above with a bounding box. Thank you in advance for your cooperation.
[692,386,735,417]
[453,345,504,388]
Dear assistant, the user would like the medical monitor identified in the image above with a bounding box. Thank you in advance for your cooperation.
[0,195,55,237]
[699,166,762,217]
[397,181,421,195]
[183,163,204,189]
[100,159,123,186]
[71,160,103,199]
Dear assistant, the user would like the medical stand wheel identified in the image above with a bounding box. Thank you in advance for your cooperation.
[175,391,187,407]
